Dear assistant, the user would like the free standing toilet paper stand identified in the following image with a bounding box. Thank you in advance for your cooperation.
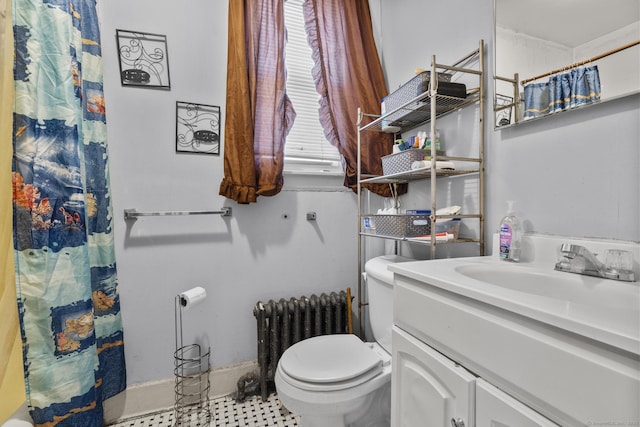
[174,291,212,426]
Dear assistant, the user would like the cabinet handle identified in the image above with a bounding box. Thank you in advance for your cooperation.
[451,418,465,427]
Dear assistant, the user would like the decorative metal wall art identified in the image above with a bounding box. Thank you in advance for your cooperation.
[116,30,171,89]
[495,94,514,127]
[176,102,221,155]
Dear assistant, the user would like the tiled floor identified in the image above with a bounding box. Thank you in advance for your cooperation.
[108,394,299,427]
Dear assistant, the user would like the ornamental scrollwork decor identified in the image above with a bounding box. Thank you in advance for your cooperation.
[116,29,170,89]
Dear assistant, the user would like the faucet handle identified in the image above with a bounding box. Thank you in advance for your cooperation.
[604,249,635,281]
[605,249,633,272]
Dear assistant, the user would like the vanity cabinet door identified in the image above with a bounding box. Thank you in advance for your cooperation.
[476,379,560,427]
[392,326,476,427]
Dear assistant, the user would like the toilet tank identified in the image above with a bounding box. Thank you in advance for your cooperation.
[364,255,414,353]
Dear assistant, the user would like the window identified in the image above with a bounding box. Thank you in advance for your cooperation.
[283,0,342,174]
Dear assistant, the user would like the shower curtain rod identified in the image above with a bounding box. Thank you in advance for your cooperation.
[124,207,232,220]
[521,39,639,85]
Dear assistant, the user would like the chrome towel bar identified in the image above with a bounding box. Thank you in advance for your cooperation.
[124,207,232,220]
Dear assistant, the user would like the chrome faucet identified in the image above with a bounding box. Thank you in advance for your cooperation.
[554,243,635,282]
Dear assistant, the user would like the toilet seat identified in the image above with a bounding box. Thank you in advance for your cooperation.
[278,334,383,392]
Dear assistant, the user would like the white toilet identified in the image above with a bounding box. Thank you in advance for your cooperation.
[274,255,412,427]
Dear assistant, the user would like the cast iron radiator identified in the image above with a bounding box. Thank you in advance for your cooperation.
[251,290,352,401]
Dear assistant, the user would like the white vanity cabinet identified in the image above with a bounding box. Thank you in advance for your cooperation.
[391,327,475,427]
[391,327,560,427]
[391,263,640,427]
[475,379,560,427]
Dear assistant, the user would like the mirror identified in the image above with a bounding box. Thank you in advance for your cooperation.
[494,0,639,128]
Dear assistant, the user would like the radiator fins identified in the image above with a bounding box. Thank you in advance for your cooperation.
[249,290,351,401]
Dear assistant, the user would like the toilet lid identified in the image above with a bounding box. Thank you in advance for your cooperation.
[279,334,382,385]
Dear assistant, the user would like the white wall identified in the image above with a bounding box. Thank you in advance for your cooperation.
[99,1,358,386]
[495,26,571,102]
[575,22,640,99]
[376,0,639,247]
[374,0,493,261]
[496,21,640,102]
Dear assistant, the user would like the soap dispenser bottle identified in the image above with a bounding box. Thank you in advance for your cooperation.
[499,201,522,262]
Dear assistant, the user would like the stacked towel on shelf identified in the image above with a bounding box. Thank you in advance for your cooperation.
[411,160,456,170]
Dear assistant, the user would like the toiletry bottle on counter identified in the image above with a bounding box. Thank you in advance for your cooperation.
[499,201,522,262]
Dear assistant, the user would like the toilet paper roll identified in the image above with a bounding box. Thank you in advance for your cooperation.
[179,286,207,310]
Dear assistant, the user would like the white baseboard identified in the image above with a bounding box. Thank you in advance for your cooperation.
[103,359,258,424]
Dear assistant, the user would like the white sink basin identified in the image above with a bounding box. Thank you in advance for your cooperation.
[390,254,640,355]
[454,262,637,311]
[456,263,576,295]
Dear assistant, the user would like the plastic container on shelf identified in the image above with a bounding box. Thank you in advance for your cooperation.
[435,217,461,239]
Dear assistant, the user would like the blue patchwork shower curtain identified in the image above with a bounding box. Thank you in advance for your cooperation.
[12,0,126,425]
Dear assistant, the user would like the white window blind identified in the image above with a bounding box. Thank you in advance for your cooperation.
[283,0,342,174]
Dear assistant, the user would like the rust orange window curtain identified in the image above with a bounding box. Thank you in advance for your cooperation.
[302,0,395,196]
[220,0,395,203]
[220,0,295,204]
